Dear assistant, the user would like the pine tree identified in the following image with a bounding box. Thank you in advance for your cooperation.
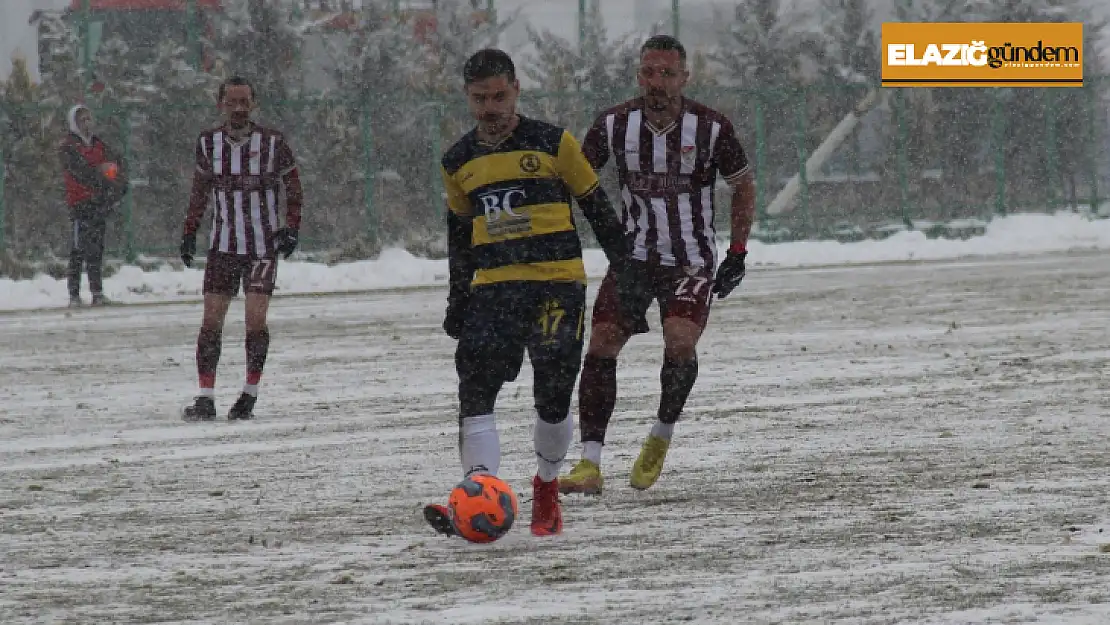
[424,0,513,95]
[2,56,66,257]
[710,0,821,211]
[306,1,438,246]
[967,0,1107,211]
[216,0,305,104]
[808,0,880,188]
[87,36,224,255]
[520,12,639,133]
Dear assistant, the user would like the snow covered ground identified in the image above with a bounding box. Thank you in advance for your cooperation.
[2,247,1110,623]
[3,211,1110,312]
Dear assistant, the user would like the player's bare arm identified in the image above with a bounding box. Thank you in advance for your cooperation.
[180,137,214,267]
[712,119,754,300]
[729,170,756,252]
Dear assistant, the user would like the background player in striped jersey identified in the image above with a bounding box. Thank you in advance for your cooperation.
[422,49,636,537]
[180,76,303,421]
[560,35,755,494]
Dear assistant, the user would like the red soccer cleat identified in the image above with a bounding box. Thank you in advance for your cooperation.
[530,475,563,536]
[423,503,457,537]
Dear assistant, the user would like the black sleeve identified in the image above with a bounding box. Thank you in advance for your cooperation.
[447,211,475,299]
[576,186,630,266]
[60,142,110,191]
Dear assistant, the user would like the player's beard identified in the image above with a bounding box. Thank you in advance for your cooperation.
[646,90,673,111]
[480,112,513,140]
[227,112,251,130]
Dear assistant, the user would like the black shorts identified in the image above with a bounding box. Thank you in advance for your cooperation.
[455,281,586,385]
[203,252,278,296]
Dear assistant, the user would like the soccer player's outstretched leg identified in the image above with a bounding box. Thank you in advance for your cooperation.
[560,35,756,494]
[179,76,303,421]
[422,49,635,539]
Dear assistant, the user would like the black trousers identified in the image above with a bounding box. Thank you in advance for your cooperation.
[68,214,108,297]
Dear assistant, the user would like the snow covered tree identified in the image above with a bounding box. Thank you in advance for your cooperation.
[710,0,822,207]
[299,1,438,247]
[966,0,1107,210]
[215,0,306,104]
[520,13,639,133]
[2,56,68,257]
[710,0,820,89]
[86,36,224,254]
[424,0,513,95]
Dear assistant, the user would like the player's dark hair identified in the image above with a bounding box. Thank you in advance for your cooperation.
[640,34,686,63]
[218,76,255,102]
[463,49,516,85]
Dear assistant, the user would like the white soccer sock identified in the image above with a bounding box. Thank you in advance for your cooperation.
[460,413,499,477]
[583,441,603,466]
[535,412,574,482]
[651,420,675,441]
[198,387,215,399]
[242,383,259,397]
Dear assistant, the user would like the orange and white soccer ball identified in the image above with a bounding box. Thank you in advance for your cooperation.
[448,474,518,543]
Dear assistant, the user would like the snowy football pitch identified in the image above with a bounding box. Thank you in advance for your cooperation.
[2,251,1109,624]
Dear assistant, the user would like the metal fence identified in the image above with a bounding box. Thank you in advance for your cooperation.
[2,79,1108,260]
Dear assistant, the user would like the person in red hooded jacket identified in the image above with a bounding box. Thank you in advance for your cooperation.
[60,104,128,307]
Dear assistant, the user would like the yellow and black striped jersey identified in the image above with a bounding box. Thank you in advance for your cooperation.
[441,116,601,286]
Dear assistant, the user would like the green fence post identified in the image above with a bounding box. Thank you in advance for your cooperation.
[578,0,587,51]
[754,89,766,223]
[992,89,1006,216]
[895,89,911,229]
[122,110,136,262]
[0,119,5,256]
[1088,81,1100,214]
[1044,89,1058,210]
[795,86,810,234]
[361,102,376,243]
[431,103,443,218]
[185,0,199,70]
[81,0,93,94]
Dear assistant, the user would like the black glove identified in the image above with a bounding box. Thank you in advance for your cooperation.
[180,232,197,268]
[443,290,469,339]
[712,250,747,298]
[611,258,649,334]
[274,228,299,259]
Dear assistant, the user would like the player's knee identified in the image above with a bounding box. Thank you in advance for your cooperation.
[664,343,698,361]
[662,319,702,360]
[457,352,503,418]
[245,319,268,334]
[199,319,223,334]
[459,378,499,418]
[586,322,627,359]
[533,364,576,424]
[535,403,570,424]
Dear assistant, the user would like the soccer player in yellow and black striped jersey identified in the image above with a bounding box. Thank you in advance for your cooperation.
[423,49,638,539]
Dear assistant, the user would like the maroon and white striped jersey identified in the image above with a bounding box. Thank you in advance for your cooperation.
[184,123,302,258]
[582,98,750,269]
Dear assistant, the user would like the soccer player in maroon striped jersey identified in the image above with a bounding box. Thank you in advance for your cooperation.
[560,35,756,493]
[179,76,304,421]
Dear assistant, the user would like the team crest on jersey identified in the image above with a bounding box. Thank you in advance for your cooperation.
[681,144,697,168]
[519,154,541,174]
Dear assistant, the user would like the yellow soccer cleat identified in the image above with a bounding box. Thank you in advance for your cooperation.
[630,435,670,490]
[558,459,604,495]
